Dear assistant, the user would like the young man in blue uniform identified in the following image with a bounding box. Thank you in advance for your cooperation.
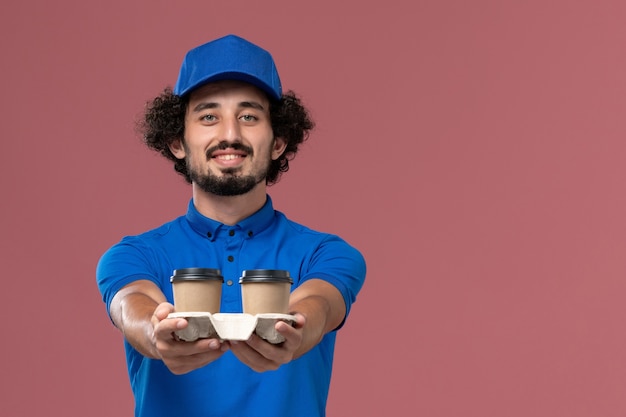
[97,34,366,417]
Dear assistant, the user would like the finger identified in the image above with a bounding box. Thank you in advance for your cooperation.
[154,316,188,341]
[154,302,175,320]
[245,333,297,366]
[229,338,280,372]
[163,337,224,356]
[162,340,229,375]
[290,313,306,329]
[275,317,303,349]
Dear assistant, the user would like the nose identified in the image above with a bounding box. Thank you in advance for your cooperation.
[219,114,242,143]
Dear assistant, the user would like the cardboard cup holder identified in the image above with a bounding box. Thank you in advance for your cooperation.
[167,312,296,344]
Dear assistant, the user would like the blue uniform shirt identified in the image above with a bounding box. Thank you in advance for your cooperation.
[97,196,366,417]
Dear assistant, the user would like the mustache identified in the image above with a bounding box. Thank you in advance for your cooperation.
[205,141,254,158]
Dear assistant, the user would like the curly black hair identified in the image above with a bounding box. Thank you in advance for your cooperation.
[138,87,315,185]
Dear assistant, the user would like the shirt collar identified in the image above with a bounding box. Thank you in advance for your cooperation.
[185,195,275,241]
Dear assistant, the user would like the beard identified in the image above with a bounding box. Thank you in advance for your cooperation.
[186,142,270,196]
[189,168,267,196]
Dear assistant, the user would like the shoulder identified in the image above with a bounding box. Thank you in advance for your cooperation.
[277,210,358,243]
[99,215,189,264]
[273,210,328,238]
[273,210,365,267]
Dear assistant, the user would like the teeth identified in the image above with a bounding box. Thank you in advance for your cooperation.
[216,154,241,160]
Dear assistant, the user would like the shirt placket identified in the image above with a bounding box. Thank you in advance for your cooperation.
[220,226,244,312]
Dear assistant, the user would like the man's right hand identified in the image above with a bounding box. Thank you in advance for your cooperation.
[151,302,229,375]
[110,280,228,375]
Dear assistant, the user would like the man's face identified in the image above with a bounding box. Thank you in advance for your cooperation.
[171,80,285,196]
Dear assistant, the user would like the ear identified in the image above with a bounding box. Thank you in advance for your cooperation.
[271,137,287,160]
[168,138,186,159]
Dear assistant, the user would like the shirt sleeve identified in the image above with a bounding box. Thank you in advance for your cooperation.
[96,236,163,318]
[300,234,367,328]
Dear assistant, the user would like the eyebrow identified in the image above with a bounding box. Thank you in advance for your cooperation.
[192,101,266,113]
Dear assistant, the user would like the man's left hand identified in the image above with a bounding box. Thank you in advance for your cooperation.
[228,313,306,372]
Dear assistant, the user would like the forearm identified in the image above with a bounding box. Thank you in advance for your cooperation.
[288,279,346,358]
[110,280,167,359]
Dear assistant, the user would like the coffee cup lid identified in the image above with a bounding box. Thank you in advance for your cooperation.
[239,269,293,284]
[170,268,224,282]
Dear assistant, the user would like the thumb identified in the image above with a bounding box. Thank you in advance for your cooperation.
[154,302,176,321]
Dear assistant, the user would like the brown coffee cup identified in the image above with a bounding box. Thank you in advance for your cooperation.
[239,269,293,315]
[170,268,224,313]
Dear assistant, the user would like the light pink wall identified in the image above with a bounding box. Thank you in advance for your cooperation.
[3,1,626,416]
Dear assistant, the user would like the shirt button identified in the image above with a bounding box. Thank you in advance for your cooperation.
[207,231,212,238]
[229,230,235,236]
[248,231,253,237]
[226,280,233,286]
[227,255,234,262]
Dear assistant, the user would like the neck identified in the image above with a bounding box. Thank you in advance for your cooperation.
[191,183,268,225]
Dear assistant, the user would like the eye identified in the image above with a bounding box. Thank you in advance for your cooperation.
[201,114,217,122]
[240,114,258,122]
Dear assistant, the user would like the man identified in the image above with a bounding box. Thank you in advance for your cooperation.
[97,34,366,417]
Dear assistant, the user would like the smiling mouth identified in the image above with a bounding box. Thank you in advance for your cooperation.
[214,153,244,160]
[207,142,253,161]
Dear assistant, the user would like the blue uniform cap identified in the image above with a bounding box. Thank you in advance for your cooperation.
[173,34,282,101]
